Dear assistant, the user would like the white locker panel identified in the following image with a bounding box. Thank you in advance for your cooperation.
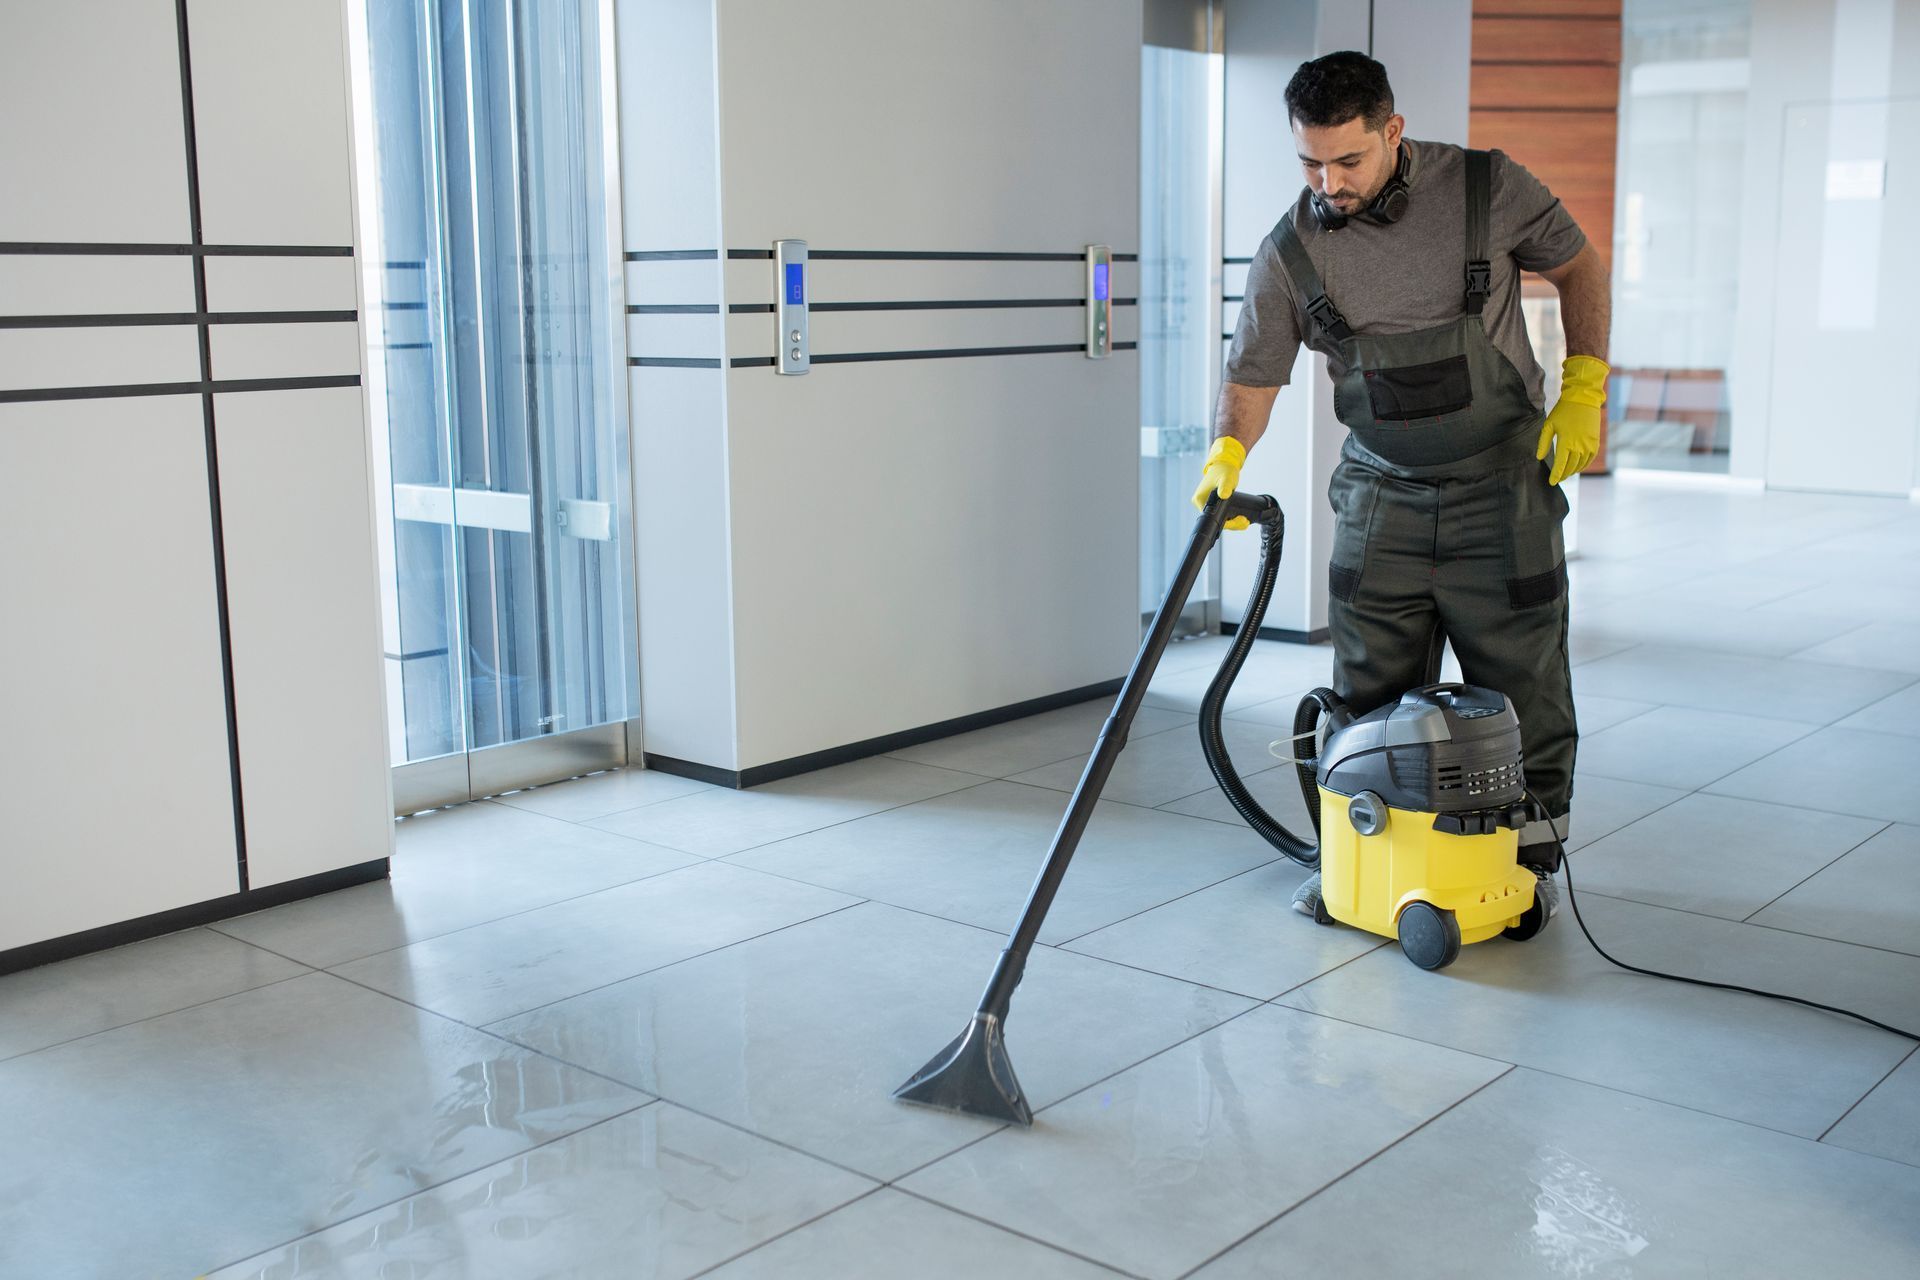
[0,327,201,394]
[214,386,392,889]
[203,256,360,314]
[209,321,363,383]
[0,0,192,244]
[185,0,355,247]
[0,397,241,951]
[0,257,196,318]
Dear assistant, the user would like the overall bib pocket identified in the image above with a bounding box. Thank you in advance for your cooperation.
[1362,354,1474,421]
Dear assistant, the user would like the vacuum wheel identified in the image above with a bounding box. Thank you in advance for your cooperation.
[1504,872,1559,942]
[1397,901,1461,971]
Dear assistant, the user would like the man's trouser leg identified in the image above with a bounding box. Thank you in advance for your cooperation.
[1327,470,1445,719]
[1432,469,1578,870]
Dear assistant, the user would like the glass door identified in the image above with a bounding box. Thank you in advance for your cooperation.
[1140,15,1225,634]
[351,0,637,811]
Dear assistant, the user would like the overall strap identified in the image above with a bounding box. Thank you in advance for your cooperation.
[1464,149,1492,316]
[1272,214,1352,342]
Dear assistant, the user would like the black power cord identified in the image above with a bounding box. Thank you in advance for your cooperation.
[1525,789,1919,1043]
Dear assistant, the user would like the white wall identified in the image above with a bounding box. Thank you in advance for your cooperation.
[1730,0,1920,492]
[0,0,391,957]
[622,0,1142,774]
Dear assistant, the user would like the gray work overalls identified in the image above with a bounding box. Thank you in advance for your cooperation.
[1272,150,1575,859]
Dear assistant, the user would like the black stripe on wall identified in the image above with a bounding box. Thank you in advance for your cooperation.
[0,310,358,330]
[172,0,251,894]
[0,241,352,257]
[0,374,363,405]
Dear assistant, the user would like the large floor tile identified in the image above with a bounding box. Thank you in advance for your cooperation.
[1573,691,1660,735]
[1155,751,1316,836]
[1141,642,1338,716]
[887,697,1191,778]
[1795,620,1920,674]
[207,1104,872,1280]
[588,756,988,857]
[1570,596,1866,659]
[332,862,861,1025]
[1063,861,1383,999]
[1571,644,1912,724]
[1567,793,1887,920]
[1708,726,1920,824]
[900,1005,1508,1280]
[1564,771,1689,852]
[491,766,716,823]
[726,780,1279,945]
[1825,1049,1920,1169]
[1193,1068,1920,1279]
[1009,716,1289,808]
[213,802,698,968]
[0,973,644,1280]
[1575,704,1813,790]
[1836,678,1920,737]
[1750,823,1920,955]
[1279,892,1918,1137]
[706,1189,1124,1279]
[489,902,1255,1181]
[0,927,307,1061]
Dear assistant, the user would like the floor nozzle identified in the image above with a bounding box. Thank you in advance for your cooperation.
[892,1012,1032,1126]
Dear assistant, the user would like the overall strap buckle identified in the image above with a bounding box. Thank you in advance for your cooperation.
[1306,293,1352,341]
[1465,260,1491,314]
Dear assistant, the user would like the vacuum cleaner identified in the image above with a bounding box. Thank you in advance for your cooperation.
[895,488,1915,1126]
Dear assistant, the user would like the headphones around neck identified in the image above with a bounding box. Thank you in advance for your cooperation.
[1310,142,1410,231]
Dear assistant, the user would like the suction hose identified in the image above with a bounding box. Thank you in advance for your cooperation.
[1195,508,1344,869]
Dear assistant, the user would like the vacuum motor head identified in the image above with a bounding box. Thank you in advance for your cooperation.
[1317,684,1526,817]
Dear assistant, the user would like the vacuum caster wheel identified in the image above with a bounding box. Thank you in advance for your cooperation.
[1397,901,1461,971]
[1504,872,1559,942]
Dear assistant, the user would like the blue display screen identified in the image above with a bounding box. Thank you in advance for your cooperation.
[1093,261,1110,302]
[785,263,805,306]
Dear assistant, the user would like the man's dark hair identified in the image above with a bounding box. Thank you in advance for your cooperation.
[1285,51,1395,132]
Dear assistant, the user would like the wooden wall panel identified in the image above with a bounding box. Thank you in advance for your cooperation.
[1471,63,1618,110]
[1473,16,1622,61]
[1470,0,1622,467]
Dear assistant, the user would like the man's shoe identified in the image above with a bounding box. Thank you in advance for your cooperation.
[1291,871,1323,918]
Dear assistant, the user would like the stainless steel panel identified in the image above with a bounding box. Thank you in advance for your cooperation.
[392,753,470,816]
[465,722,629,800]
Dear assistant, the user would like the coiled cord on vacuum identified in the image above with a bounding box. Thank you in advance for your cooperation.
[1524,789,1920,1043]
[1195,513,1325,868]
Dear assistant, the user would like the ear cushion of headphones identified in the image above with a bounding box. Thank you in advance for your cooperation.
[1370,180,1410,225]
[1310,192,1348,231]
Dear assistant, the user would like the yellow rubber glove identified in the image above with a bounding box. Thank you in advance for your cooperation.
[1192,436,1251,530]
[1537,355,1608,486]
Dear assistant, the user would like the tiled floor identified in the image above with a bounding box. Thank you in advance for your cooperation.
[5,477,1920,1279]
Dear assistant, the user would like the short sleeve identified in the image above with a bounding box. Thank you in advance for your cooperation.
[1222,234,1302,388]
[1493,150,1588,274]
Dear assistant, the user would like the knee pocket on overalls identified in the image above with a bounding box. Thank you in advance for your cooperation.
[1327,463,1385,604]
[1505,474,1570,610]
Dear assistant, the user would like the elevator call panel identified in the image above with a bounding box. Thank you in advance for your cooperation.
[1086,244,1112,359]
[776,239,809,375]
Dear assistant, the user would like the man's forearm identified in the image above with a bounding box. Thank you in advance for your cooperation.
[1551,245,1611,362]
[1213,380,1282,453]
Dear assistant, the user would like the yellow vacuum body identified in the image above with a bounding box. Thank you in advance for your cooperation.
[1308,685,1551,969]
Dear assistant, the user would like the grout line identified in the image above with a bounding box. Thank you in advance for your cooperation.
[1039,938,1283,1004]
[565,759,1003,833]
[1739,821,1894,923]
[1174,1066,1519,1279]
[0,967,315,1068]
[199,1100,659,1275]
[1817,1043,1918,1143]
[210,848,710,970]
[1047,856,1295,949]
[679,1186,895,1280]
[1263,1001,1849,1146]
[885,1188,1148,1278]
[469,900,872,1026]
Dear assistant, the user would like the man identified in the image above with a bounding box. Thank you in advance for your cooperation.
[1195,51,1609,916]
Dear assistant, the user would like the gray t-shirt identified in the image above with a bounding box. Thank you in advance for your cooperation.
[1224,139,1587,408]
